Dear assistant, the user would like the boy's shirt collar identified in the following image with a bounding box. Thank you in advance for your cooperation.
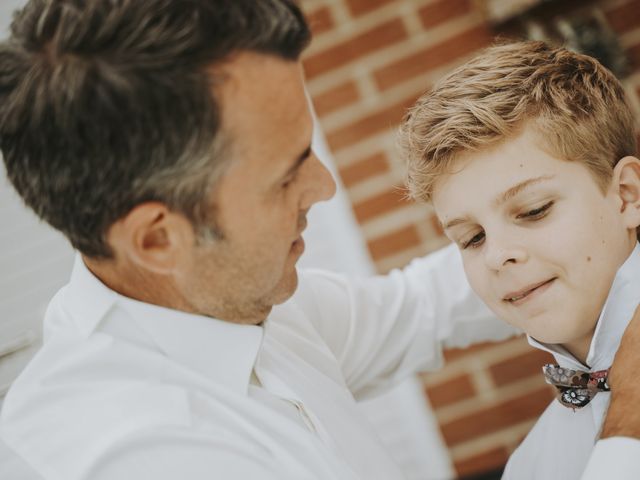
[528,242,640,371]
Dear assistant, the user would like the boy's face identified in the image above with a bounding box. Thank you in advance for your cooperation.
[432,127,637,350]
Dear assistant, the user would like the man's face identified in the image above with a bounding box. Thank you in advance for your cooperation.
[176,53,336,324]
[432,127,634,351]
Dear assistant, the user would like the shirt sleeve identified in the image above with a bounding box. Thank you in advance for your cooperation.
[294,243,520,400]
[581,438,640,480]
[86,429,294,480]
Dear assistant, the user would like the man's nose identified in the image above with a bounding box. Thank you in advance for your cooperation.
[483,236,528,272]
[302,153,336,209]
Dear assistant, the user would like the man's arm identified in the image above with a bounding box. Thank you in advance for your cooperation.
[581,305,640,479]
[601,304,640,439]
[87,430,287,480]
[291,243,519,400]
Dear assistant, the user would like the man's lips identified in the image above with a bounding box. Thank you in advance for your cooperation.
[503,278,556,303]
[290,236,305,255]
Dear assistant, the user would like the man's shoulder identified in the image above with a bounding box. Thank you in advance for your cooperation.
[1,331,193,429]
[0,333,194,479]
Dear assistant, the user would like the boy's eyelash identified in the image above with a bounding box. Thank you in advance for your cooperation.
[462,231,485,249]
[517,201,554,220]
[461,201,554,250]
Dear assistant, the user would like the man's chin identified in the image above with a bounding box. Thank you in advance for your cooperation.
[233,270,299,325]
[270,268,299,306]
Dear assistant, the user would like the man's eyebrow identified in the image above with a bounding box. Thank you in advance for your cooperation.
[282,145,312,178]
[441,175,554,231]
[493,175,554,207]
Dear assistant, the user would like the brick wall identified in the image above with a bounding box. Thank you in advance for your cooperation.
[300,0,640,477]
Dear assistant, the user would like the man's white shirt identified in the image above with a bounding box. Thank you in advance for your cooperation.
[0,244,638,479]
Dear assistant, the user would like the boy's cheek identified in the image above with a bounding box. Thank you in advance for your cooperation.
[464,269,512,322]
[462,258,489,298]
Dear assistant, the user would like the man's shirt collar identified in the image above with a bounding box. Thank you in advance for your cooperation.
[57,254,264,394]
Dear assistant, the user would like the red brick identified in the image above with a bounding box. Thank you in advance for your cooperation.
[426,374,476,409]
[312,81,360,117]
[306,6,335,36]
[367,224,421,260]
[325,94,418,151]
[454,446,510,478]
[439,387,554,446]
[373,25,492,91]
[338,152,389,187]
[419,0,472,29]
[346,0,397,17]
[605,0,640,35]
[489,349,555,387]
[303,19,407,79]
[353,187,410,223]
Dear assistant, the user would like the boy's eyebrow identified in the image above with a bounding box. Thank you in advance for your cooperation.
[442,175,555,231]
[493,175,554,207]
[442,215,472,231]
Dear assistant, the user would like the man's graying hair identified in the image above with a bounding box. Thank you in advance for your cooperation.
[0,0,311,258]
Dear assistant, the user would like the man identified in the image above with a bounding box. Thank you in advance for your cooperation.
[0,1,638,479]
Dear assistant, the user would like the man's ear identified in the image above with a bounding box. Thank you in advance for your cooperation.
[612,156,640,231]
[107,202,195,275]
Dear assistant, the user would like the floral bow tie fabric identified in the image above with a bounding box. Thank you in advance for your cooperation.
[542,364,610,409]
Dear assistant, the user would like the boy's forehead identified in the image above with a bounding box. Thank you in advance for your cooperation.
[432,128,598,220]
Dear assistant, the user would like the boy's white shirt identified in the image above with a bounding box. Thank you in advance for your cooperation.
[504,242,640,480]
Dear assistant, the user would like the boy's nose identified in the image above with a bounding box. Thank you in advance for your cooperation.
[483,240,528,272]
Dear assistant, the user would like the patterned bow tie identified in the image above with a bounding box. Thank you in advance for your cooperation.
[542,364,610,409]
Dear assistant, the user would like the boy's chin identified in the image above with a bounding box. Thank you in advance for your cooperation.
[501,312,591,344]
[523,324,596,353]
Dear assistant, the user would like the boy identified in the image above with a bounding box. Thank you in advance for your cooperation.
[399,41,640,479]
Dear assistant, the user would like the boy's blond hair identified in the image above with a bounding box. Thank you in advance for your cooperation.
[399,41,638,202]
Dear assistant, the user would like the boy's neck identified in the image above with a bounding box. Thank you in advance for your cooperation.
[560,239,638,367]
[562,328,596,367]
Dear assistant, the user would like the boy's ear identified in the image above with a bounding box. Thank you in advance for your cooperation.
[107,202,196,275]
[612,156,640,230]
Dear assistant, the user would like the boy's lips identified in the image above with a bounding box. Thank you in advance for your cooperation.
[502,277,557,304]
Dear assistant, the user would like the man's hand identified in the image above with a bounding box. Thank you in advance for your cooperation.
[602,304,640,438]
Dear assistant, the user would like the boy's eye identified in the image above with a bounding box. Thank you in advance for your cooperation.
[517,201,554,220]
[462,231,485,249]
